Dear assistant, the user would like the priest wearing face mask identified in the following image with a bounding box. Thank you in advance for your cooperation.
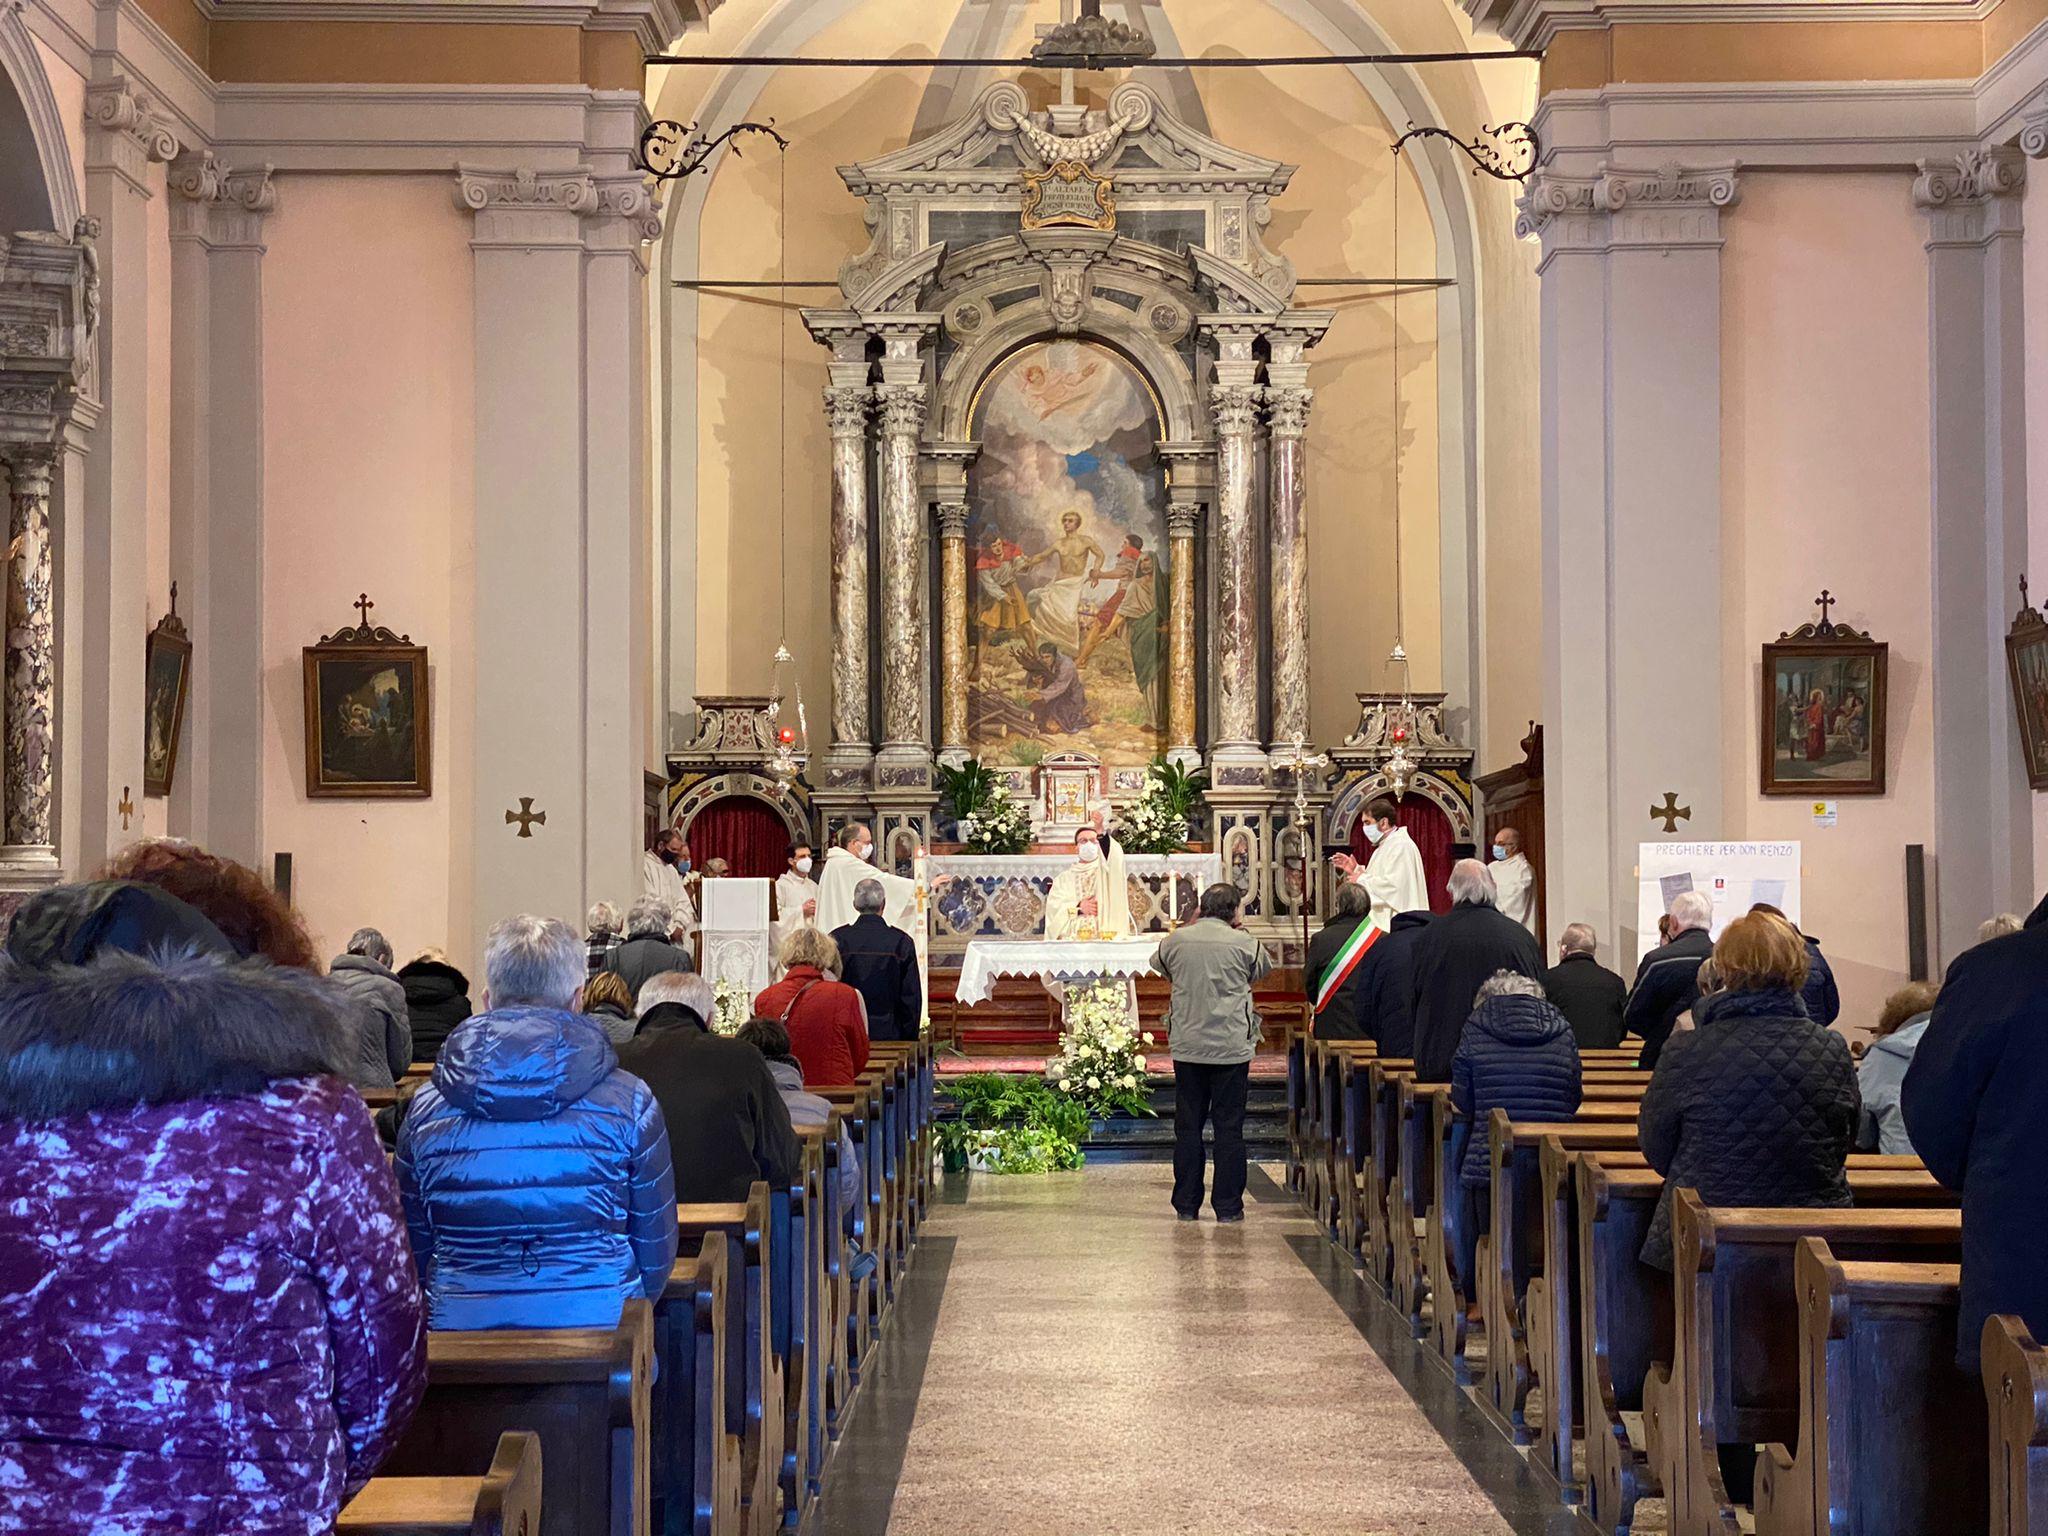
[774,841,820,956]
[642,828,698,947]
[1489,825,1538,937]
[1330,798,1430,927]
[1046,824,1133,941]
[814,822,940,938]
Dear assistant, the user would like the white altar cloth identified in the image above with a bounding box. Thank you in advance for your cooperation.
[701,877,772,995]
[955,937,1163,1006]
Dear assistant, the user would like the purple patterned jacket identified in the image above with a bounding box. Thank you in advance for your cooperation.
[0,951,428,1535]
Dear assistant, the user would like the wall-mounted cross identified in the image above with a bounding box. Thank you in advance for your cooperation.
[118,785,134,832]
[354,593,374,628]
[1650,792,1691,834]
[505,797,546,838]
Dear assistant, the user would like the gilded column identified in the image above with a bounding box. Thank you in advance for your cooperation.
[4,449,57,853]
[935,501,970,758]
[1210,381,1261,750]
[874,380,929,751]
[1266,382,1313,746]
[824,383,872,752]
[1166,501,1201,759]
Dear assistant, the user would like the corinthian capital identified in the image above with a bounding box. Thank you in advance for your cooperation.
[874,383,927,437]
[824,384,870,437]
[1210,382,1259,437]
[934,502,971,539]
[1265,385,1313,439]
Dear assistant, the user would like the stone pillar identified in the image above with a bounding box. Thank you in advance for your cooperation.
[1915,148,2031,965]
[3,448,56,858]
[1208,378,1262,755]
[1166,500,1201,762]
[935,500,970,760]
[1520,162,1738,954]
[873,379,929,757]
[823,382,872,755]
[1265,381,1313,748]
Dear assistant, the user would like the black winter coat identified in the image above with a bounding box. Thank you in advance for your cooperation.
[1350,910,1432,1055]
[1800,937,1841,1028]
[1624,926,1714,1069]
[1450,993,1582,1185]
[1901,894,2048,1368]
[397,958,472,1065]
[831,914,923,1043]
[1637,987,1858,1269]
[1409,903,1545,1082]
[1304,912,1373,1040]
[606,933,696,1002]
[1543,952,1628,1049]
[615,1004,801,1206]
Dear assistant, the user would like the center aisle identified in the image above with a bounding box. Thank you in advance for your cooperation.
[823,1162,1525,1535]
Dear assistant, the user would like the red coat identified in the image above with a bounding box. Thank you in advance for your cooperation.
[754,965,870,1085]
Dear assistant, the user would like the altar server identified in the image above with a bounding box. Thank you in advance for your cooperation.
[1490,826,1538,937]
[641,828,697,948]
[1046,824,1132,941]
[774,840,820,956]
[1332,799,1430,925]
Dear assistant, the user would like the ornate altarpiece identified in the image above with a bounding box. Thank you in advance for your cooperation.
[793,80,1475,939]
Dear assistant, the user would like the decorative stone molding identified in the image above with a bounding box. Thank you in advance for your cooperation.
[84,80,180,191]
[1209,382,1260,436]
[2024,95,2048,160]
[874,381,928,438]
[169,152,278,246]
[1912,146,2025,206]
[1265,384,1313,439]
[456,163,598,213]
[823,384,869,437]
[1518,162,1741,257]
[1166,502,1203,537]
[933,501,971,539]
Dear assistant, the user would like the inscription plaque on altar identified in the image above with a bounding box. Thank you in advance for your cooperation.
[1021,160,1115,231]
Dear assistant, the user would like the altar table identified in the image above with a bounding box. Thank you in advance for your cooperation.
[954,937,1163,1007]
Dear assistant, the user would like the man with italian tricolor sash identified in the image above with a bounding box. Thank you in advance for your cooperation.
[1303,882,1379,1039]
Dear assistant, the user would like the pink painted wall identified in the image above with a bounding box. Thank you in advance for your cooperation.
[1720,172,1936,1040]
[261,175,476,967]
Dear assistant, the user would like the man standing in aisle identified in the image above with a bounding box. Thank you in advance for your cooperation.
[773,840,820,958]
[1490,826,1538,937]
[1155,882,1272,1223]
[1331,799,1430,925]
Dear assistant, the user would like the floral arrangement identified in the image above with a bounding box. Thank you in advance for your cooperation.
[1047,981,1156,1120]
[936,1072,1088,1174]
[1117,757,1209,854]
[710,977,750,1037]
[938,758,1033,855]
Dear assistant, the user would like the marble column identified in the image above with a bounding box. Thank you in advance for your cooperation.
[1209,380,1262,753]
[824,382,873,754]
[3,448,56,855]
[874,380,929,754]
[936,501,970,759]
[1265,382,1313,747]
[1166,500,1201,760]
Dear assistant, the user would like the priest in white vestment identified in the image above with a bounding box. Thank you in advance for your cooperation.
[773,838,820,957]
[1044,825,1133,940]
[1490,826,1538,937]
[815,823,931,936]
[1332,799,1430,928]
[641,828,697,947]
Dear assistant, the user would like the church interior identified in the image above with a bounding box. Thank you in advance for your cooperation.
[3,0,2047,1531]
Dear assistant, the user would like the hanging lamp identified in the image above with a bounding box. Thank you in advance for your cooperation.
[764,135,808,783]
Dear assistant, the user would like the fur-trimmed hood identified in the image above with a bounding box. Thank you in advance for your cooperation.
[0,948,349,1120]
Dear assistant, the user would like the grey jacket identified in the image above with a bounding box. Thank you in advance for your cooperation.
[1857,1012,1930,1156]
[766,1056,861,1206]
[1155,918,1272,1065]
[328,953,412,1090]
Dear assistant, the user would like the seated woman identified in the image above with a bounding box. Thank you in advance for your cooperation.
[1637,908,1860,1502]
[397,914,677,1329]
[754,927,871,1086]
[582,969,638,1046]
[1857,980,1940,1155]
[1448,971,1583,1319]
[0,877,426,1534]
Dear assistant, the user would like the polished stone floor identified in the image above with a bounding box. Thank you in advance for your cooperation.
[814,1161,1559,1535]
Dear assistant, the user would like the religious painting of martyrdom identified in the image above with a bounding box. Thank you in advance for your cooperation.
[1759,631,1888,796]
[967,339,1168,766]
[302,636,432,799]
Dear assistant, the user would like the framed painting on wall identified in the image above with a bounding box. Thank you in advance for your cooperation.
[302,596,431,799]
[2005,580,2048,791]
[1759,593,1888,797]
[142,590,191,798]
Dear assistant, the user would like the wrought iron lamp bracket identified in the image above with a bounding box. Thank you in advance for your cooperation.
[1391,121,1538,182]
[638,118,790,182]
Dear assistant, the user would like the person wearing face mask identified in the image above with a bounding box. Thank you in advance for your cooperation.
[1330,798,1430,927]
[814,820,944,939]
[1489,825,1538,938]
[1046,825,1133,941]
[773,841,821,959]
[641,828,698,949]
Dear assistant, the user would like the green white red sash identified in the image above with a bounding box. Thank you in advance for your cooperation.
[1314,919,1383,1014]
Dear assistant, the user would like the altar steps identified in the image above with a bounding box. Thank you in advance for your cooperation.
[930,971,1307,1054]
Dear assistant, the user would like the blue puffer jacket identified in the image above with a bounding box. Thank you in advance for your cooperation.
[396,1006,678,1330]
[1450,992,1584,1186]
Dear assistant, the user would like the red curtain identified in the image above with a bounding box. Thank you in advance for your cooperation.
[684,795,794,881]
[1350,796,1456,914]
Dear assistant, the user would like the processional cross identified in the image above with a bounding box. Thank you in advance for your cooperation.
[1274,733,1329,938]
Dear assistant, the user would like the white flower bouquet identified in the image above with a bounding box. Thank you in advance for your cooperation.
[1046,980,1156,1120]
[710,977,750,1037]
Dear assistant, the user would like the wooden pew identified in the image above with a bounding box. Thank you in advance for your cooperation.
[1578,1159,1672,1536]
[1392,1078,1444,1334]
[675,1190,781,1536]
[1644,1194,1962,1536]
[653,1235,740,1536]
[774,1131,825,1530]
[798,1117,850,1482]
[813,1081,882,1376]
[1313,1039,1377,1242]
[1985,1315,2048,1536]
[1752,1238,1983,1536]
[1361,1060,1415,1295]
[340,1429,542,1536]
[1286,1024,1311,1195]
[380,1301,651,1536]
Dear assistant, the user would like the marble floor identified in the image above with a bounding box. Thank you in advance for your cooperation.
[813,1161,1570,1536]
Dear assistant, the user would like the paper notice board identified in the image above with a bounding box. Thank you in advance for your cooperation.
[1636,841,1801,966]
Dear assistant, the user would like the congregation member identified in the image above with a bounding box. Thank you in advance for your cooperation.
[1350,907,1433,1055]
[1155,882,1271,1222]
[330,924,413,1090]
[755,927,872,1085]
[397,914,677,1329]
[775,840,821,954]
[398,948,472,1064]
[1903,894,2048,1370]
[1979,911,2024,943]
[1751,902,1839,1026]
[1855,980,1939,1155]
[1637,909,1858,1501]
[1448,972,1582,1311]
[1330,799,1430,918]
[702,856,731,879]
[607,894,696,1000]
[1408,860,1544,1082]
[619,973,800,1205]
[1488,826,1538,936]
[104,837,321,970]
[582,969,638,1046]
[0,879,426,1533]
[1303,881,1376,1038]
[735,1016,872,1266]
[1541,922,1627,1049]
[1624,889,1715,1068]
[834,876,925,1041]
[586,900,624,975]
[642,827,699,948]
